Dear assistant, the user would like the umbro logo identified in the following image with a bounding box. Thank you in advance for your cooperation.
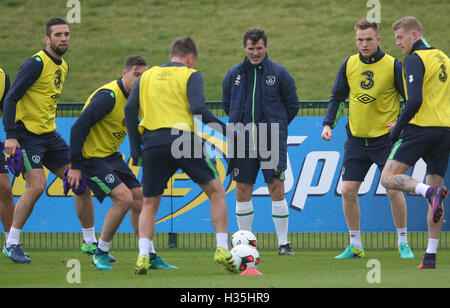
[357,94,376,104]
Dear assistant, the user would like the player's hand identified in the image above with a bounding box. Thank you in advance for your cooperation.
[386,122,396,132]
[67,169,82,191]
[4,138,20,156]
[390,128,401,143]
[132,157,142,166]
[321,125,332,141]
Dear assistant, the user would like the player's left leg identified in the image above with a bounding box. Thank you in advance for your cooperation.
[385,188,414,258]
[129,187,142,235]
[55,164,115,261]
[418,174,445,269]
[0,173,14,243]
[130,188,177,270]
[199,178,238,273]
[381,159,447,224]
[135,195,161,275]
[267,175,294,256]
[93,183,133,270]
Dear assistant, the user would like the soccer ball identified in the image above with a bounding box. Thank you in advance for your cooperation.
[230,230,258,249]
[230,244,260,273]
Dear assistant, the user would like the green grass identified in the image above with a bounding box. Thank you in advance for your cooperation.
[2,248,450,288]
[1,0,449,102]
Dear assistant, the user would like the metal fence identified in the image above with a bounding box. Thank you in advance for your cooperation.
[4,100,447,250]
[56,100,339,118]
[1,231,448,251]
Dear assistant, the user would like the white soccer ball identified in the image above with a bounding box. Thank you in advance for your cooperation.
[230,244,260,273]
[230,230,258,249]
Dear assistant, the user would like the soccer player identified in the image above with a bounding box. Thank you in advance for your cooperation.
[1,18,85,263]
[125,35,238,274]
[381,17,449,269]
[0,68,15,244]
[67,55,176,271]
[222,28,299,255]
[321,19,413,259]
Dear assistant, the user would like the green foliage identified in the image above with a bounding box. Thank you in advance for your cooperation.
[0,0,449,102]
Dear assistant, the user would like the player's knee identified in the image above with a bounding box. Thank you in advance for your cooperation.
[341,185,358,200]
[380,174,391,189]
[268,181,284,200]
[131,191,143,212]
[114,189,134,209]
[27,182,46,198]
[236,184,252,201]
[0,182,12,197]
[385,188,404,201]
[203,179,225,200]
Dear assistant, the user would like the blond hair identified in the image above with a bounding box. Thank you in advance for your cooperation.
[392,16,423,34]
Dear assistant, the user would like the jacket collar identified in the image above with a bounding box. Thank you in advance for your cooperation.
[117,78,129,99]
[410,38,432,53]
[358,47,385,64]
[242,53,269,70]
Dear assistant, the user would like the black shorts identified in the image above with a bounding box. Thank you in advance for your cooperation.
[80,152,141,203]
[0,142,8,174]
[141,141,219,198]
[18,127,70,174]
[229,157,285,184]
[389,124,450,177]
[342,133,392,181]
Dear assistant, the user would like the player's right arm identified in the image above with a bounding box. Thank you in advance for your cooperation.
[70,90,115,169]
[124,79,142,166]
[2,56,43,155]
[68,90,115,189]
[322,58,350,141]
[0,70,10,112]
[390,54,425,142]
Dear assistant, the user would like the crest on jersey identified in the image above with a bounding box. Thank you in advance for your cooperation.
[266,75,276,86]
[105,174,115,184]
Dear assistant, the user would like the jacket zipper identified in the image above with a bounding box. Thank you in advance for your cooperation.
[252,67,257,151]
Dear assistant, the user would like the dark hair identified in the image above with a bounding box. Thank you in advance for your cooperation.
[170,35,198,59]
[46,18,68,37]
[242,28,267,47]
[124,55,147,70]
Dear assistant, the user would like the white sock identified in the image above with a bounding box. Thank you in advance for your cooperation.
[216,233,228,249]
[414,182,430,197]
[236,200,254,231]
[349,230,362,249]
[148,239,156,254]
[6,227,21,248]
[139,238,151,256]
[97,239,111,252]
[426,238,439,254]
[397,228,408,245]
[4,232,9,241]
[272,199,289,246]
[82,227,97,245]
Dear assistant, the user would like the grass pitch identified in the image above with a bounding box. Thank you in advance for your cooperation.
[1,248,449,288]
[1,0,449,102]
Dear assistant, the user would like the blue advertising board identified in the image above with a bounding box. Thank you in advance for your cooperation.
[1,117,448,233]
